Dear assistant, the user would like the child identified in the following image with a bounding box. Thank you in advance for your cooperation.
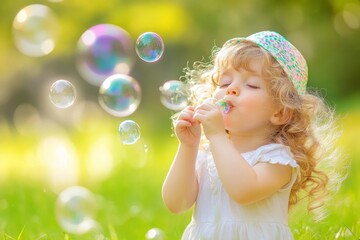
[162,31,340,239]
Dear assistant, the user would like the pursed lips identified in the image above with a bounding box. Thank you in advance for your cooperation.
[217,98,234,114]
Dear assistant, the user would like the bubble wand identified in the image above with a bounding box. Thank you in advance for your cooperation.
[216,98,232,114]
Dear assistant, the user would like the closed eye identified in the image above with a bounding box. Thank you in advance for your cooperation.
[247,84,260,89]
[219,83,230,88]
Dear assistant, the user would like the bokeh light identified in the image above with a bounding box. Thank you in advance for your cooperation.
[77,24,134,86]
[49,80,76,108]
[55,186,98,235]
[118,120,141,145]
[159,80,188,111]
[136,32,164,62]
[12,4,59,57]
[86,134,114,182]
[98,74,141,117]
[145,228,166,240]
[38,136,79,193]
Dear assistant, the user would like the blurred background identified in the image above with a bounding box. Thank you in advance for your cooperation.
[0,0,359,239]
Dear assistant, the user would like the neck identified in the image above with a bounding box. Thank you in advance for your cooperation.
[227,132,273,153]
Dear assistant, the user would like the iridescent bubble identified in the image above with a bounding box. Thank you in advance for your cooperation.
[12,4,59,57]
[77,24,134,86]
[136,32,164,62]
[145,228,166,240]
[55,186,98,235]
[159,80,188,111]
[118,120,141,145]
[98,74,141,117]
[49,80,76,108]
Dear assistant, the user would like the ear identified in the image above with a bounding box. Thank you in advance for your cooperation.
[270,107,293,126]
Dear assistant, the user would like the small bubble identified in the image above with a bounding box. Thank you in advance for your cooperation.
[136,32,164,62]
[49,80,76,108]
[118,120,141,145]
[159,80,188,111]
[98,74,141,117]
[55,186,98,235]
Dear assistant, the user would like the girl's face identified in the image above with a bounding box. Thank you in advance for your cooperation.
[213,57,279,136]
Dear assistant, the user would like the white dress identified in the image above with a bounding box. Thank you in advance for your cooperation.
[181,143,299,240]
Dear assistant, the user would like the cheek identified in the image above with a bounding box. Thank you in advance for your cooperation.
[244,93,272,109]
[244,97,276,121]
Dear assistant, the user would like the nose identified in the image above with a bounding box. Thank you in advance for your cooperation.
[226,86,239,96]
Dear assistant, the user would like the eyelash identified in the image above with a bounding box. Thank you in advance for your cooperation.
[247,84,259,89]
[218,84,259,89]
[219,84,230,88]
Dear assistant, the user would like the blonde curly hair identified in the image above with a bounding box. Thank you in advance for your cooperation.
[181,41,344,220]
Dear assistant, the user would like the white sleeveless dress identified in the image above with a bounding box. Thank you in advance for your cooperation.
[181,143,299,240]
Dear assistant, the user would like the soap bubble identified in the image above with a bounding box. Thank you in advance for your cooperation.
[136,32,164,62]
[118,120,141,145]
[49,80,76,108]
[98,74,141,117]
[145,228,166,240]
[12,4,59,57]
[159,80,188,111]
[55,186,98,235]
[77,24,134,86]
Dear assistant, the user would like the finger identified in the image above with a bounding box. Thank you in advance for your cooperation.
[178,109,194,120]
[196,101,218,111]
[204,97,217,104]
[194,109,208,116]
[185,106,196,111]
[179,108,203,124]
[175,119,192,127]
[195,103,212,112]
[193,112,205,123]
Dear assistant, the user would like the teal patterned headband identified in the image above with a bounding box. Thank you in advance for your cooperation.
[224,31,308,95]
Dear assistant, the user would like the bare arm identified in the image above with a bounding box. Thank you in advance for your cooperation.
[208,134,292,204]
[162,144,199,213]
[162,106,201,213]
[194,102,292,205]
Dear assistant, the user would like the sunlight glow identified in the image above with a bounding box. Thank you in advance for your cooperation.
[86,135,114,182]
[38,137,79,193]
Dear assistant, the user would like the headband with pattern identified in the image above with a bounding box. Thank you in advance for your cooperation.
[224,31,308,95]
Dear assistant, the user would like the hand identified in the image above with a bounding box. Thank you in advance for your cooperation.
[193,100,226,139]
[174,106,201,147]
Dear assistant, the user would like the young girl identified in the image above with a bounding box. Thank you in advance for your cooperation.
[162,31,340,239]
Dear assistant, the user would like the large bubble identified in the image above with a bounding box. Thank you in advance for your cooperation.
[49,80,76,108]
[77,24,134,86]
[55,186,98,235]
[136,32,164,62]
[12,4,59,57]
[98,74,141,117]
[159,80,188,111]
[118,120,141,145]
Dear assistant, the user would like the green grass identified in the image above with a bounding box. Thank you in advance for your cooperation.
[0,104,359,239]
